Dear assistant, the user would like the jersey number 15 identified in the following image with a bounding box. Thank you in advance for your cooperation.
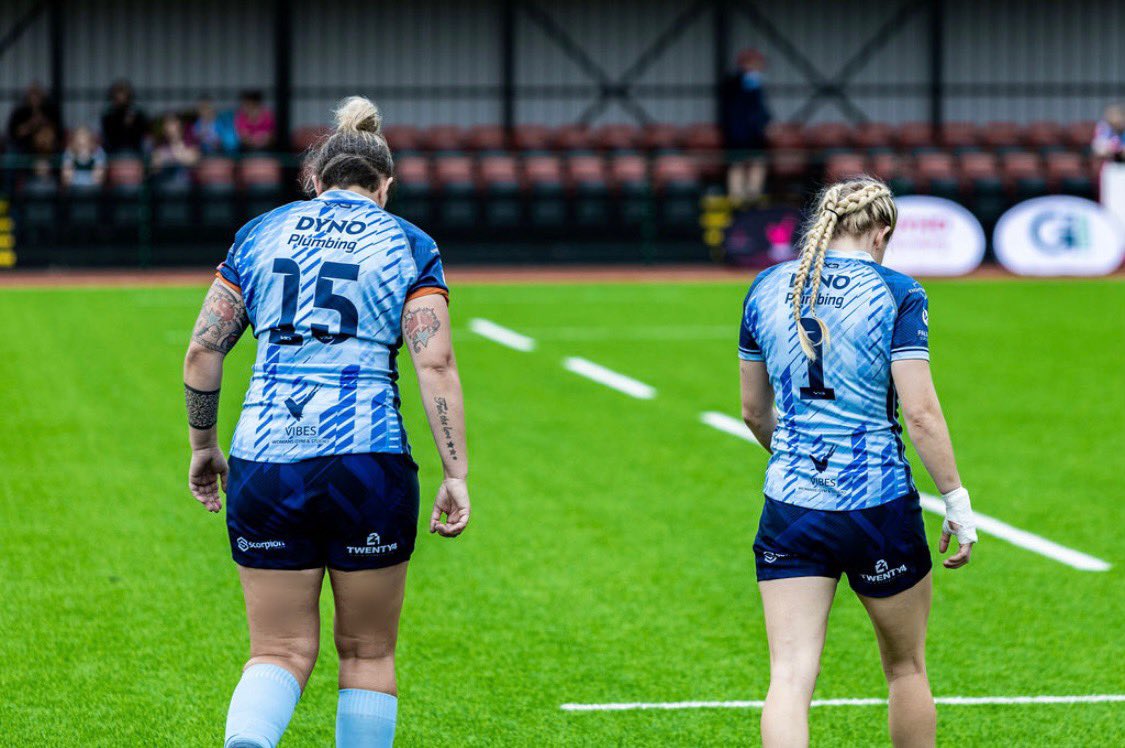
[269,258,359,346]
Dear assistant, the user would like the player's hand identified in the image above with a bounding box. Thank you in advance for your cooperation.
[188,446,228,513]
[939,486,977,569]
[430,477,470,537]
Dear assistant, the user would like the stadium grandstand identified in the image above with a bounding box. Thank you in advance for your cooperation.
[0,0,1123,267]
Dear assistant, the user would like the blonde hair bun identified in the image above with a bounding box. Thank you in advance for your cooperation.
[334,96,383,135]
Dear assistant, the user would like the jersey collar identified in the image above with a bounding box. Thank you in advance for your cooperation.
[315,188,380,205]
[825,248,877,263]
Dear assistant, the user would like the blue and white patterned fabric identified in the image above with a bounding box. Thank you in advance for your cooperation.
[739,249,930,510]
[218,189,448,463]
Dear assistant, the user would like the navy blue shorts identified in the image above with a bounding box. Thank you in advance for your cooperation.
[754,493,932,598]
[226,453,419,571]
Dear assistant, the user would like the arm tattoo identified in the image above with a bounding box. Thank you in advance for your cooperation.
[192,281,249,354]
[404,307,441,353]
[434,396,458,461]
[185,384,220,429]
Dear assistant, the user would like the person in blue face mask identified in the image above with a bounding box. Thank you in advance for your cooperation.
[720,48,772,206]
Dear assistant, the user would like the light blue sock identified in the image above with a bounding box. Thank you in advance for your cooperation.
[336,689,397,748]
[224,663,302,748]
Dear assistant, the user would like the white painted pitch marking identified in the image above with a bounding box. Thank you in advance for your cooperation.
[564,357,656,400]
[468,318,536,352]
[916,495,1111,572]
[560,694,1125,712]
[699,412,1111,572]
[700,411,758,443]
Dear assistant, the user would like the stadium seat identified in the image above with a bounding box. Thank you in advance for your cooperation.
[804,122,853,153]
[152,177,193,229]
[894,122,937,153]
[107,157,145,227]
[682,122,725,180]
[1062,120,1097,151]
[766,122,805,151]
[1023,121,1064,152]
[422,125,465,154]
[478,154,521,228]
[433,155,477,229]
[641,123,682,153]
[524,155,567,230]
[1045,151,1093,197]
[653,154,701,234]
[592,124,641,153]
[610,154,650,229]
[552,125,593,153]
[824,152,867,182]
[196,157,238,227]
[291,125,330,153]
[389,154,431,224]
[16,175,59,234]
[940,121,980,152]
[959,151,1005,228]
[240,156,283,218]
[853,122,895,152]
[869,152,915,194]
[1001,151,1047,200]
[979,121,1022,153]
[512,124,553,153]
[916,152,958,200]
[383,125,423,154]
[567,154,610,228]
[465,125,507,153]
[769,149,810,194]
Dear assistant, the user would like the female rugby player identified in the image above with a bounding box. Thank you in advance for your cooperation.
[183,97,469,748]
[739,176,977,748]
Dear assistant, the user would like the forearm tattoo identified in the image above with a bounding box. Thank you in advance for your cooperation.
[185,384,220,430]
[404,307,441,352]
[434,396,458,461]
[192,281,249,354]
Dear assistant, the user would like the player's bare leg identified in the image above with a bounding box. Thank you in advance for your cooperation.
[758,576,838,748]
[240,566,323,686]
[329,562,409,694]
[859,572,936,748]
[225,567,323,747]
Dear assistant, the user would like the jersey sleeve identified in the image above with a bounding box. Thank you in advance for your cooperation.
[215,213,268,292]
[395,216,449,302]
[738,290,764,361]
[891,282,930,361]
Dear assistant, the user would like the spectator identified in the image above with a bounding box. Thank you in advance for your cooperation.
[720,48,771,207]
[151,114,199,188]
[61,126,107,190]
[100,79,149,154]
[6,82,61,154]
[234,90,275,151]
[191,96,238,155]
[1092,104,1125,162]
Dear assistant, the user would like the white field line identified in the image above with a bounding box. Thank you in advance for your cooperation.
[468,318,536,352]
[560,694,1125,712]
[564,357,656,400]
[916,495,1111,572]
[698,412,1111,572]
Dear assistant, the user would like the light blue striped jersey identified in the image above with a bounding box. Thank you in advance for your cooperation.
[739,250,930,510]
[218,189,448,463]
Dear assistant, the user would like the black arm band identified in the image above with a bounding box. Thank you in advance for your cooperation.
[185,383,220,430]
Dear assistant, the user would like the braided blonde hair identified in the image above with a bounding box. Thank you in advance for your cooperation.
[792,176,897,359]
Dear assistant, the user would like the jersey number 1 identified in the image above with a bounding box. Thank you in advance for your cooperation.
[269,259,359,346]
[798,317,836,400]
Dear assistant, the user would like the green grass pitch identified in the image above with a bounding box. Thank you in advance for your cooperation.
[0,276,1123,746]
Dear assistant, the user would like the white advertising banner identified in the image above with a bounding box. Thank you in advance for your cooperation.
[993,195,1125,276]
[884,196,986,276]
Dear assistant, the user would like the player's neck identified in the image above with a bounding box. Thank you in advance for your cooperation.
[829,236,883,264]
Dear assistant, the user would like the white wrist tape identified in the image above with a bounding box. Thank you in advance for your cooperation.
[941,486,978,545]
